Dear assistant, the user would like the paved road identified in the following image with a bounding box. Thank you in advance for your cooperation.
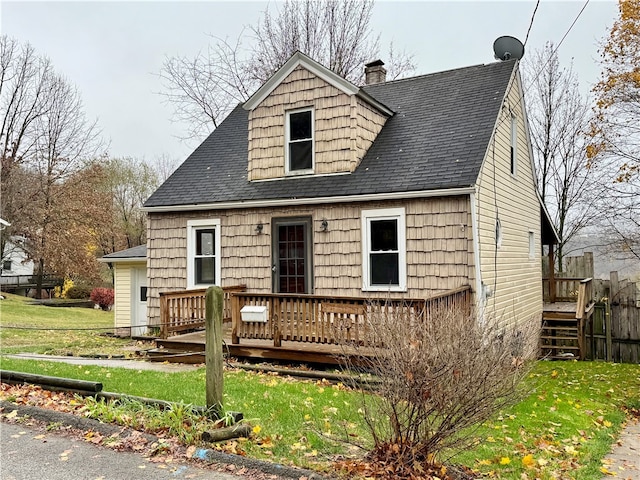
[1,422,241,480]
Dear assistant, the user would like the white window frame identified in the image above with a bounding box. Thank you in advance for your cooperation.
[510,114,518,177]
[361,207,407,292]
[187,219,221,289]
[285,107,314,176]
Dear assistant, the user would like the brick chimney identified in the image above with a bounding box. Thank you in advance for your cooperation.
[364,60,386,85]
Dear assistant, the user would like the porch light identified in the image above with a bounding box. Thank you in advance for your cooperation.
[320,220,328,232]
[255,223,264,234]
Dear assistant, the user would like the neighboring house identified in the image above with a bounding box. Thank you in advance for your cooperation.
[1,235,34,277]
[143,51,556,328]
[1,235,36,296]
[99,245,148,336]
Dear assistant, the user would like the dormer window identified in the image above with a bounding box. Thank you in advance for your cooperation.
[286,108,314,174]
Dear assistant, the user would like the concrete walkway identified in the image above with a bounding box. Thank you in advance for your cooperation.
[5,353,200,372]
[601,418,640,479]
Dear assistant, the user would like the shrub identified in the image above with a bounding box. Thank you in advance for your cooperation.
[66,285,93,299]
[90,287,114,310]
[54,278,75,299]
[340,299,540,476]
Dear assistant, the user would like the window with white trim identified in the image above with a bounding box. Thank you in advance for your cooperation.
[362,208,407,292]
[285,108,314,174]
[510,115,518,176]
[187,219,221,289]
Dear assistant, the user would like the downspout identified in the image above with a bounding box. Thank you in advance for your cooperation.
[470,191,484,318]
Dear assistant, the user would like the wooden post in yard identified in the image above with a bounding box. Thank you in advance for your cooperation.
[205,286,224,418]
[606,271,618,362]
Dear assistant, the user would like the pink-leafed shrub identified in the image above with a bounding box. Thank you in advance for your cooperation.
[90,287,114,311]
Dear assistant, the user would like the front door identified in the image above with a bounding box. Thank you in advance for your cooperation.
[272,217,313,294]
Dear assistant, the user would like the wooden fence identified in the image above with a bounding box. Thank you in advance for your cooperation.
[231,286,473,347]
[586,272,640,363]
[159,285,246,339]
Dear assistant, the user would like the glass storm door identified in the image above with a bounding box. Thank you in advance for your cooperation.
[272,217,312,294]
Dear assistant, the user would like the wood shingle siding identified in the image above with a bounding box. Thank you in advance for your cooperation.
[247,66,387,180]
[146,196,473,325]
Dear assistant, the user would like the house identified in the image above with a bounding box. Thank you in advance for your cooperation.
[99,245,148,336]
[1,234,37,296]
[143,51,556,332]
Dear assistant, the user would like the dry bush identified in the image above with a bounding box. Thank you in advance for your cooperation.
[340,300,540,474]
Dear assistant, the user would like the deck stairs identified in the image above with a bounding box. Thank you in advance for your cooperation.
[540,277,595,360]
[540,310,582,360]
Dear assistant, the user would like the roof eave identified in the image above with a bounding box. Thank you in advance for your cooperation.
[142,186,476,213]
[242,51,393,116]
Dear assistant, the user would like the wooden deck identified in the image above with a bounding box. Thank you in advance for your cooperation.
[151,286,472,366]
[543,301,579,314]
[151,328,367,365]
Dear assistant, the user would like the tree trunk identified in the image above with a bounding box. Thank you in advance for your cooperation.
[35,258,45,299]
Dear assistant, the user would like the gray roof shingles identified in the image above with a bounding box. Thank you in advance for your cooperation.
[101,244,147,260]
[145,60,516,208]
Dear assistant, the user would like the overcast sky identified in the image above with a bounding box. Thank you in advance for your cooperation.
[1,1,619,164]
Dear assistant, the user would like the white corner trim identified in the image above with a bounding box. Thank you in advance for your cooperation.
[470,191,483,311]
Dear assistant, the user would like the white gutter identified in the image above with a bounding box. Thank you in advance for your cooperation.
[98,257,146,264]
[470,190,484,314]
[142,187,476,213]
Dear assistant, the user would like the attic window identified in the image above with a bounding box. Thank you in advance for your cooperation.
[286,108,314,174]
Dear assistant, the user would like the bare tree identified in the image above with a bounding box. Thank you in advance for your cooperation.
[588,0,640,264]
[523,44,605,270]
[99,157,160,253]
[1,37,103,295]
[0,36,54,262]
[159,0,415,140]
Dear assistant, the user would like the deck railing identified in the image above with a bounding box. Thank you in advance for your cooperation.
[231,286,473,347]
[543,277,584,303]
[159,285,246,339]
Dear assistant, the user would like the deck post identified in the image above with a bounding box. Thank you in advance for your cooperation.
[205,286,224,418]
[231,294,240,344]
[549,244,556,303]
[159,293,168,339]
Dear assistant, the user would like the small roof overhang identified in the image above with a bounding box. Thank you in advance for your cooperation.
[99,244,147,263]
[540,196,559,245]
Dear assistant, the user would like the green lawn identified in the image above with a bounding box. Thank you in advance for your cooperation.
[0,292,134,356]
[1,356,638,478]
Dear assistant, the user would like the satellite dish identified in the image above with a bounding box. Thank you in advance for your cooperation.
[493,36,525,61]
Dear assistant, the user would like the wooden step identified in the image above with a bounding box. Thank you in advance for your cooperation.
[540,344,580,350]
[146,348,204,364]
[541,336,579,342]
